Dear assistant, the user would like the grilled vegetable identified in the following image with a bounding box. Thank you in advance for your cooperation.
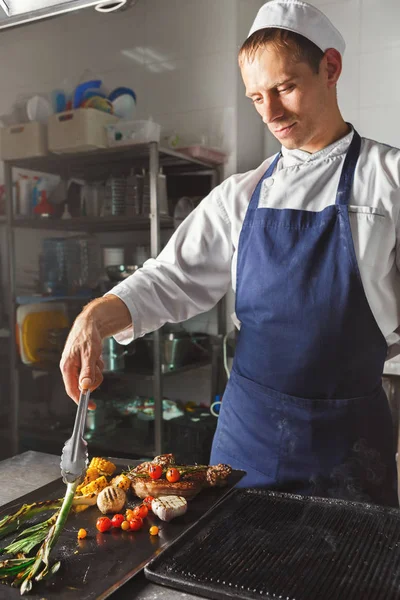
[79,475,108,497]
[151,495,188,522]
[77,528,87,540]
[133,504,148,519]
[149,525,159,536]
[88,458,116,476]
[166,468,180,483]
[111,514,125,528]
[148,464,163,480]
[1,513,58,555]
[0,494,95,541]
[97,486,126,514]
[111,473,131,491]
[129,517,143,531]
[76,468,100,493]
[96,517,112,533]
[0,481,79,594]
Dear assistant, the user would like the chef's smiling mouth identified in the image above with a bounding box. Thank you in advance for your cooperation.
[274,123,296,134]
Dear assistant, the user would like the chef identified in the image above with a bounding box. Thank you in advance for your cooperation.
[61,0,400,507]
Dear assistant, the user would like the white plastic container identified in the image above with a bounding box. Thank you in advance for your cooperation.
[106,119,161,147]
[0,122,48,160]
[48,108,118,153]
[103,246,125,267]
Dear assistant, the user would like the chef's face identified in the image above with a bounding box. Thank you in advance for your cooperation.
[241,43,339,153]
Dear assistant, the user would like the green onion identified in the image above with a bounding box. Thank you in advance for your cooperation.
[2,513,58,555]
[19,481,78,594]
[0,481,79,595]
[0,494,96,540]
[0,499,63,540]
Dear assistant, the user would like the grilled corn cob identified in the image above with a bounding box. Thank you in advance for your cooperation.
[111,473,131,491]
[76,468,100,494]
[79,476,108,497]
[88,457,116,476]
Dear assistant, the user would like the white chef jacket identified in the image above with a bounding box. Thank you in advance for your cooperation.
[109,128,400,360]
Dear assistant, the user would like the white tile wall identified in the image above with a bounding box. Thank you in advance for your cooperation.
[0,0,244,151]
[264,0,400,154]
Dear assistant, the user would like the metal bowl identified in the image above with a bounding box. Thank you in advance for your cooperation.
[106,264,140,281]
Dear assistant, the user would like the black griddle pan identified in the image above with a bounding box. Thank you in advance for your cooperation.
[145,488,400,600]
[0,458,244,600]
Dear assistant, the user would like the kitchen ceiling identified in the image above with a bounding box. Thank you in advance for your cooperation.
[0,0,132,29]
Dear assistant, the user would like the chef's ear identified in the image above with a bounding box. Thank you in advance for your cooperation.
[323,48,342,88]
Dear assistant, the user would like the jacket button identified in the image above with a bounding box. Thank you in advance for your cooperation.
[265,178,274,187]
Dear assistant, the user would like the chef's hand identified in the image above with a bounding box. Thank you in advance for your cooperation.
[60,295,132,406]
[60,312,103,407]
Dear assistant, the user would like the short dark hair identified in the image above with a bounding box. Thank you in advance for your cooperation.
[239,28,324,74]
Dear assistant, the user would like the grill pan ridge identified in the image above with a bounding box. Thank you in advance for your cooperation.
[145,488,400,600]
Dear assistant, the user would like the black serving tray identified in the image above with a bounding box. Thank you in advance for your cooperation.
[145,488,400,600]
[0,458,244,600]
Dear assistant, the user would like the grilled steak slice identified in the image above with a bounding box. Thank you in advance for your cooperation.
[127,454,232,500]
[131,454,176,476]
[130,477,203,500]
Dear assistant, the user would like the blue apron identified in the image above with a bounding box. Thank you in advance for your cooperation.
[211,130,398,506]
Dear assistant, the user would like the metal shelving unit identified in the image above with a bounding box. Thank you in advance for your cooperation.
[3,142,224,459]
[12,214,174,232]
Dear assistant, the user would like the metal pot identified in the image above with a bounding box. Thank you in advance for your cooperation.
[136,332,210,371]
[102,337,128,372]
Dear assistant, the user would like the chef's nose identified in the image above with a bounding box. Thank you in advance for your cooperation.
[260,94,285,125]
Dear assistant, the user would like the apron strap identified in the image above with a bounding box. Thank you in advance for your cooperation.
[335,126,361,206]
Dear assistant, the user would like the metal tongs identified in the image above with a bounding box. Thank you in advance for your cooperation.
[60,388,91,484]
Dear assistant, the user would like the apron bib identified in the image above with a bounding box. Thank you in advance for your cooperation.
[211,130,398,506]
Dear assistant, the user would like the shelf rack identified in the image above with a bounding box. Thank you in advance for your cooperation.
[3,141,225,458]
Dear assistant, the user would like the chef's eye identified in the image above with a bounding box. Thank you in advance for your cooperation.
[278,85,294,94]
[252,97,263,104]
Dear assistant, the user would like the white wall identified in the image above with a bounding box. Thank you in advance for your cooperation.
[264,0,400,153]
[0,0,253,159]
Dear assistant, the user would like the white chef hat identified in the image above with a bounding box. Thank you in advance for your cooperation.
[248,0,346,55]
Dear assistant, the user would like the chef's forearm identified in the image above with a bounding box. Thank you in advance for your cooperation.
[80,294,132,339]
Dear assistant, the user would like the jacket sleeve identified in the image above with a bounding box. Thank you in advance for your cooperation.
[106,189,232,344]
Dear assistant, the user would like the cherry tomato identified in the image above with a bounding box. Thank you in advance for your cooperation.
[129,517,143,531]
[143,495,155,509]
[166,467,180,483]
[96,517,112,533]
[121,520,130,531]
[133,504,149,519]
[125,509,135,521]
[77,528,87,539]
[149,526,159,536]
[111,514,125,528]
[148,464,163,480]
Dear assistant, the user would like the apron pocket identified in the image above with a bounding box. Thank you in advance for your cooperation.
[213,369,286,479]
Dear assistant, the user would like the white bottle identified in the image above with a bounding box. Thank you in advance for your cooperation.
[19,176,32,216]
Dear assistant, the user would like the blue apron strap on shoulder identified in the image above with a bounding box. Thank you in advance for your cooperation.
[336,126,361,206]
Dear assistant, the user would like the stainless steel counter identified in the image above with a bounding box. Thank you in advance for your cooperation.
[0,451,204,600]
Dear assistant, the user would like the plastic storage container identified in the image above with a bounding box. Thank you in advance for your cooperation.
[0,122,47,160]
[48,108,118,153]
[16,302,69,365]
[106,119,161,147]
